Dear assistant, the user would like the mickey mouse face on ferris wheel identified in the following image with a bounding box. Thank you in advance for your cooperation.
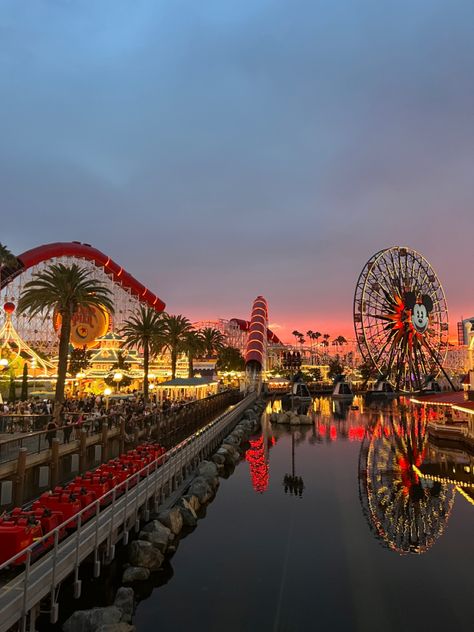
[404,292,434,334]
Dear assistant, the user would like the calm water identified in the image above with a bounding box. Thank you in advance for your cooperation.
[135,397,474,632]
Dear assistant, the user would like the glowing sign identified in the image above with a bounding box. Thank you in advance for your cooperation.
[53,304,110,349]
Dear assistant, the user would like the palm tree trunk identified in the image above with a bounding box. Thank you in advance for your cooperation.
[171,348,177,380]
[55,308,72,421]
[188,353,193,379]
[143,341,149,403]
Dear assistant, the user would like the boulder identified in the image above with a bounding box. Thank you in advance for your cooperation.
[298,415,313,425]
[141,520,171,537]
[243,408,257,418]
[139,521,171,552]
[157,507,183,535]
[122,566,150,584]
[206,476,220,490]
[128,541,164,570]
[223,434,240,446]
[289,414,301,425]
[176,498,197,527]
[97,625,136,632]
[114,587,134,624]
[211,453,225,466]
[221,443,241,460]
[188,477,213,503]
[139,531,168,553]
[270,412,278,423]
[182,494,200,513]
[236,424,251,436]
[63,607,122,632]
[216,446,237,464]
[197,460,218,480]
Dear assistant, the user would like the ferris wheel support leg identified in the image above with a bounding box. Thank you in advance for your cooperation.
[424,340,456,391]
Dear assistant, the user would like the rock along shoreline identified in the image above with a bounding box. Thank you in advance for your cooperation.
[62,398,266,632]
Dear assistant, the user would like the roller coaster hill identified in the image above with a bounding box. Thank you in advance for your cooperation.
[0,242,166,360]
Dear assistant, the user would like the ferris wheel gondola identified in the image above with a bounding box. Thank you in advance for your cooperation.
[354,247,451,393]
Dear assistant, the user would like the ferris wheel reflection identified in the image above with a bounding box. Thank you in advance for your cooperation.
[358,407,456,554]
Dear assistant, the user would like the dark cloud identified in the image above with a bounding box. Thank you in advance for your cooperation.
[1,0,473,337]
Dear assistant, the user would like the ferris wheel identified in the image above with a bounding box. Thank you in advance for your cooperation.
[354,247,450,393]
[358,413,455,555]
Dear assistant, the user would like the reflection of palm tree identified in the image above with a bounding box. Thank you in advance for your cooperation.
[358,411,455,554]
[18,264,114,418]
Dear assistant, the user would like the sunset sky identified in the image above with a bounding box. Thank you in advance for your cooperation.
[1,1,473,342]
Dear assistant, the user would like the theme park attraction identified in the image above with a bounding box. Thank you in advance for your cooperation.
[0,242,285,394]
[354,246,452,394]
[245,296,269,385]
[0,242,167,393]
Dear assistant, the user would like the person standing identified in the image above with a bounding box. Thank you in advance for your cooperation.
[45,419,57,449]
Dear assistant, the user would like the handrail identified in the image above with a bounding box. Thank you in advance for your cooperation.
[0,389,239,465]
[0,391,249,571]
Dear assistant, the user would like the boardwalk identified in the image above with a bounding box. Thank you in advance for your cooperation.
[0,393,256,632]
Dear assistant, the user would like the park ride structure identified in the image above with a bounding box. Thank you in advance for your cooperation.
[354,246,451,393]
[0,242,166,357]
[244,296,269,384]
[0,302,55,375]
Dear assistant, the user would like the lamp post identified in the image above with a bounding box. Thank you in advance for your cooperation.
[0,358,8,406]
[104,387,112,411]
[112,371,123,394]
[283,432,305,498]
[75,372,86,397]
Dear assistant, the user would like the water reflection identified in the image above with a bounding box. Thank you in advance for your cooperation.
[358,408,456,555]
[267,396,474,554]
[245,435,271,493]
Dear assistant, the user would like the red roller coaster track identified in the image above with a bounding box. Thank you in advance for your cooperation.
[0,242,166,312]
[229,318,282,345]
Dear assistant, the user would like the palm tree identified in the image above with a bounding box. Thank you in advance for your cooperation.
[121,306,165,401]
[0,243,17,268]
[200,327,225,358]
[18,263,114,418]
[291,330,302,345]
[181,330,205,378]
[337,335,348,347]
[0,243,18,289]
[314,331,322,346]
[161,314,192,379]
[323,333,330,347]
[215,346,245,372]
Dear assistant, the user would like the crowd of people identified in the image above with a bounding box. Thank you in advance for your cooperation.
[0,391,205,446]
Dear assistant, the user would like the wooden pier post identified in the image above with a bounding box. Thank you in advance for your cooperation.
[50,438,60,488]
[14,447,28,506]
[101,424,109,462]
[79,429,87,472]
